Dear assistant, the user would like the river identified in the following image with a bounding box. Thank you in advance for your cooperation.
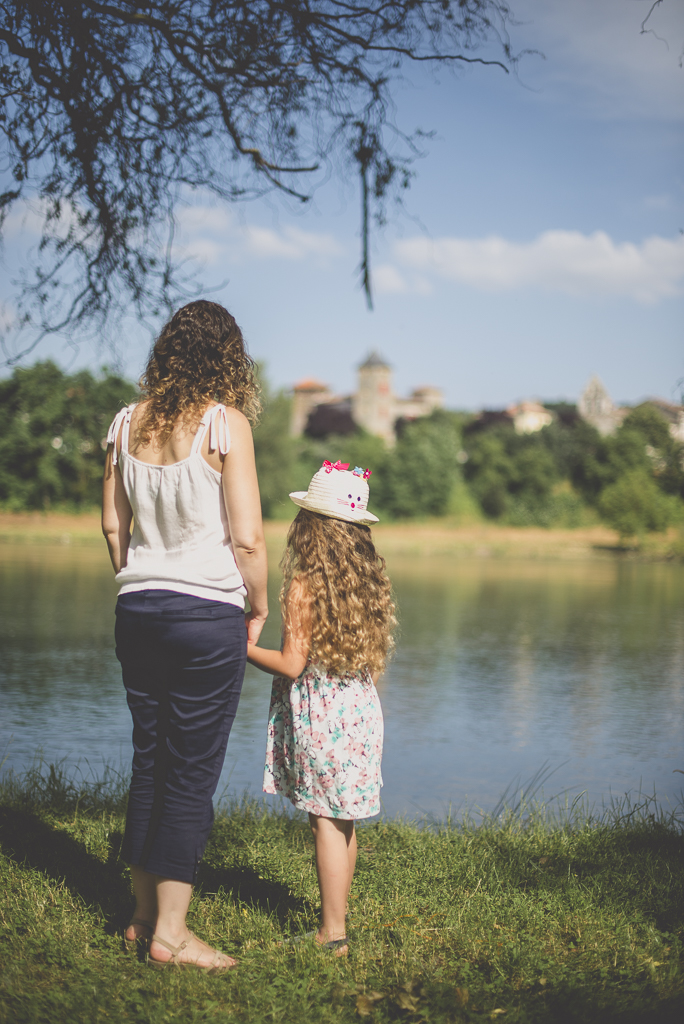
[1,544,682,819]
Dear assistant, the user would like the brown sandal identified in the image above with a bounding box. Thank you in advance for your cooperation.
[148,931,236,973]
[122,918,154,955]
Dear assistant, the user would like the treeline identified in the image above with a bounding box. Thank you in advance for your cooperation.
[0,361,137,510]
[1,361,683,538]
[459,403,684,536]
[255,385,684,537]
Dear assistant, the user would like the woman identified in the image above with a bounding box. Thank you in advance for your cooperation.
[102,300,268,971]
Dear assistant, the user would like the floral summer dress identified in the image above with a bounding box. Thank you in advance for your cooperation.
[263,663,384,819]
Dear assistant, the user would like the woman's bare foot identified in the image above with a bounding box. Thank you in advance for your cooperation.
[149,930,237,970]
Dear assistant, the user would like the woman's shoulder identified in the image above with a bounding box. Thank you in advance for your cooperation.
[205,402,253,436]
[212,403,251,428]
[106,400,138,438]
[128,400,146,426]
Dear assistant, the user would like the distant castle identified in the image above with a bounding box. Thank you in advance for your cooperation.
[577,376,684,441]
[291,361,684,445]
[577,376,628,436]
[291,352,443,444]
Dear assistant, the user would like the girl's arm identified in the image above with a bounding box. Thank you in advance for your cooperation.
[247,579,310,680]
[102,440,133,574]
[221,408,269,646]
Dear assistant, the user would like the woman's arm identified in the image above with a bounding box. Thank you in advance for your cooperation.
[247,579,310,680]
[102,444,133,573]
[222,408,269,646]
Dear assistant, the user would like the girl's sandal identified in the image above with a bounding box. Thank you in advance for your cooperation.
[122,918,154,955]
[284,932,349,953]
[148,932,236,973]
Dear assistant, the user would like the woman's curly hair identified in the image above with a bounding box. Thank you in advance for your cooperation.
[281,510,396,676]
[135,300,260,448]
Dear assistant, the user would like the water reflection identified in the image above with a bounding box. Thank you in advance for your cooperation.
[380,557,684,816]
[1,545,682,818]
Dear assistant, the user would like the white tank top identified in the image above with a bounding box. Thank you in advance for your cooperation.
[106,403,247,607]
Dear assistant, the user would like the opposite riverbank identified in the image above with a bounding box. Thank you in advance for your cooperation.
[0,765,682,1024]
[1,510,683,561]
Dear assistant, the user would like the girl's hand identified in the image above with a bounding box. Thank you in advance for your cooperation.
[245,610,267,646]
[247,578,311,679]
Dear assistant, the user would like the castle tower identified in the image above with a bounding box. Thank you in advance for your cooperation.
[290,378,332,437]
[352,352,395,443]
[578,376,621,436]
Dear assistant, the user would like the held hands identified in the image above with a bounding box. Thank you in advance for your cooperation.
[245,610,267,647]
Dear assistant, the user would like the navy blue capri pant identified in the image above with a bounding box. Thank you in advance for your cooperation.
[115,590,247,884]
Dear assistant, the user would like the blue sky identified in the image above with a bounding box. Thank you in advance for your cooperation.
[2,0,683,411]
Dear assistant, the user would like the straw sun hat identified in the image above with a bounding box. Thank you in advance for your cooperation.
[289,460,379,525]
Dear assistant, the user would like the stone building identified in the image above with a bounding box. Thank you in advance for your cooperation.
[506,400,554,435]
[352,353,395,442]
[648,398,684,443]
[290,378,333,439]
[577,376,627,436]
[290,352,443,443]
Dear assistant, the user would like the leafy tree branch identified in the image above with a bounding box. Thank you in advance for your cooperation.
[0,0,518,360]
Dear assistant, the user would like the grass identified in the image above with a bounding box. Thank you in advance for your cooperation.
[1,762,683,1023]
[2,510,683,562]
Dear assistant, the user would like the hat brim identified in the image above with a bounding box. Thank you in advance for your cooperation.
[289,491,379,525]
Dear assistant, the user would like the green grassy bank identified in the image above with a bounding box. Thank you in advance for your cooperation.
[0,765,682,1023]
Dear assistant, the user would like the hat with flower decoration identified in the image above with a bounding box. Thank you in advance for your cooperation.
[289,461,379,524]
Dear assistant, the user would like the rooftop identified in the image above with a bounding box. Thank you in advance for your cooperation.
[293,378,329,392]
[359,351,390,370]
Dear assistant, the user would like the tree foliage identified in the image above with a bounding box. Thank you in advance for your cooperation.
[380,410,464,518]
[0,360,137,509]
[598,470,682,540]
[5,360,682,537]
[0,0,516,359]
[460,402,684,530]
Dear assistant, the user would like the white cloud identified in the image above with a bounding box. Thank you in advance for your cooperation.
[242,224,342,260]
[176,206,233,235]
[2,198,80,240]
[373,264,408,294]
[373,263,435,297]
[175,204,342,267]
[183,238,226,264]
[392,230,684,303]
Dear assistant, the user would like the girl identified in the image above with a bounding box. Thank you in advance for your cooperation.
[247,461,395,954]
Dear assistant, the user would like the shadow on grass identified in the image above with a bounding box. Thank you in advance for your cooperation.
[197,860,309,924]
[536,987,684,1024]
[0,804,308,935]
[0,805,131,932]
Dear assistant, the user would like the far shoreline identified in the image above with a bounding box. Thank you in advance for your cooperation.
[1,510,682,562]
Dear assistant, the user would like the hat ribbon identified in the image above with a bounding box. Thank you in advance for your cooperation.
[322,460,350,473]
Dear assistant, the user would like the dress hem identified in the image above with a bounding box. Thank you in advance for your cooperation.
[262,780,381,821]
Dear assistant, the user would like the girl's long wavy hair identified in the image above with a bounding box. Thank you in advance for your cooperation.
[281,509,396,676]
[134,300,260,448]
